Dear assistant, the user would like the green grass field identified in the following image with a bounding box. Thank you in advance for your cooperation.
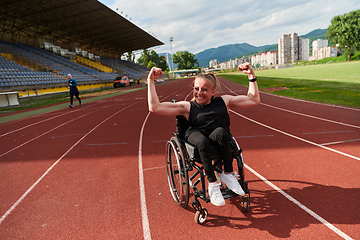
[218,61,360,108]
[255,61,360,83]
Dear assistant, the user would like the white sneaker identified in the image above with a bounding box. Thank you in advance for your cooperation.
[219,171,245,196]
[208,182,225,206]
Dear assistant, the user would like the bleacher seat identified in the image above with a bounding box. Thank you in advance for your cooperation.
[0,41,149,89]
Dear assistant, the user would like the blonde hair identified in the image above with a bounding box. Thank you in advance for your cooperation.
[194,73,221,90]
[191,73,221,101]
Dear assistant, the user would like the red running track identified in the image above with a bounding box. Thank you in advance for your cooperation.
[0,77,359,239]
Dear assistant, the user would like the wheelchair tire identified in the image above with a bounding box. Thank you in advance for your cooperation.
[235,151,247,192]
[243,195,249,212]
[195,208,208,225]
[165,136,189,208]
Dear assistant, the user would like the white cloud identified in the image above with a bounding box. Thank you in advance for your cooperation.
[103,0,360,55]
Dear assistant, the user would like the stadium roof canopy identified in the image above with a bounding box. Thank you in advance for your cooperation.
[0,0,164,57]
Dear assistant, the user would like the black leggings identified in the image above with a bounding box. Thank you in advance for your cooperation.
[186,127,233,182]
[70,92,81,105]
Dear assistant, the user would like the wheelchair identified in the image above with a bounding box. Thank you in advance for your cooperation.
[165,107,250,224]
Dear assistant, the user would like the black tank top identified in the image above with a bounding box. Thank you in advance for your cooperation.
[185,96,230,138]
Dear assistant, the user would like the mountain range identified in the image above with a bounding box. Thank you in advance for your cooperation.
[194,29,328,68]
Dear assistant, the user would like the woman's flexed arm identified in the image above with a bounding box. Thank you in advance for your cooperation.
[222,63,260,109]
[147,67,190,117]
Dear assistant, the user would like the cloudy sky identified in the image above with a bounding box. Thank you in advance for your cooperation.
[99,0,360,55]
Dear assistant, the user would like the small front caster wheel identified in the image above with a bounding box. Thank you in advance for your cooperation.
[195,208,208,224]
[243,195,249,212]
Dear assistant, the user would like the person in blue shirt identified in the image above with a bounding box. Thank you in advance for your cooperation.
[67,74,82,108]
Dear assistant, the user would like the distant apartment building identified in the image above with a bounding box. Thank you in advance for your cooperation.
[238,57,251,65]
[278,33,309,64]
[220,62,227,70]
[209,59,220,68]
[251,54,262,67]
[212,56,250,70]
[301,38,310,61]
[311,46,337,60]
[278,34,291,64]
[312,39,328,59]
[251,51,278,67]
[310,39,336,60]
[230,57,249,68]
[325,46,337,58]
[266,51,278,66]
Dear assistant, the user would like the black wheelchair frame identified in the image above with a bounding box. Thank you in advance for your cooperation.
[165,112,250,224]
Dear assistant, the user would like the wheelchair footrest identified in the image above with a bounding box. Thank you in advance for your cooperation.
[220,188,238,199]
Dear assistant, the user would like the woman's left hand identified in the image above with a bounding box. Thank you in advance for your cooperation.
[238,62,255,79]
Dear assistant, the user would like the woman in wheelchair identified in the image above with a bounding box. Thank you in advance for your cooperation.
[148,63,260,207]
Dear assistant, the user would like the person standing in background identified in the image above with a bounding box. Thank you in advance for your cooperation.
[67,74,82,108]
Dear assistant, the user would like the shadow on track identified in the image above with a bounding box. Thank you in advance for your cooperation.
[181,180,359,238]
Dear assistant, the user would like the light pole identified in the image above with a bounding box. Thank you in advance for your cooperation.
[170,37,174,78]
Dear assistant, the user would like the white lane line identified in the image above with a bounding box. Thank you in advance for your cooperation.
[245,164,353,240]
[0,111,74,138]
[144,166,166,171]
[231,110,360,161]
[152,140,168,143]
[0,113,92,158]
[139,112,152,240]
[261,103,360,129]
[0,105,111,158]
[260,90,360,112]
[221,80,359,160]
[51,133,87,138]
[0,101,140,225]
[223,79,355,238]
[303,130,356,135]
[0,103,99,137]
[86,142,128,146]
[137,83,191,240]
[184,90,193,101]
[221,81,360,129]
[0,100,118,137]
[234,134,274,138]
[321,138,360,146]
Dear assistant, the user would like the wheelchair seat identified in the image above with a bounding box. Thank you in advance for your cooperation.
[176,114,239,162]
[185,141,220,162]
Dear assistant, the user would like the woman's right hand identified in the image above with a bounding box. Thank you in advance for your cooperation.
[148,67,163,82]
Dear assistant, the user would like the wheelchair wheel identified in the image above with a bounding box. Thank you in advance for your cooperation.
[195,208,208,225]
[165,136,189,208]
[243,195,249,212]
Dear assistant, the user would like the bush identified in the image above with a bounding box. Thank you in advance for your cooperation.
[351,52,360,61]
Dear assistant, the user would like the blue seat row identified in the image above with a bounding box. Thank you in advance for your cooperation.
[0,41,147,88]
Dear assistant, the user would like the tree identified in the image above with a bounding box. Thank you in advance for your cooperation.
[137,49,151,67]
[137,49,169,71]
[157,55,168,71]
[327,9,360,61]
[172,51,199,70]
[147,60,155,69]
[150,51,160,65]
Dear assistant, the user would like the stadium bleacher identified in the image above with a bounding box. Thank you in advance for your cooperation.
[0,41,149,91]
[100,57,150,80]
[0,55,66,87]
